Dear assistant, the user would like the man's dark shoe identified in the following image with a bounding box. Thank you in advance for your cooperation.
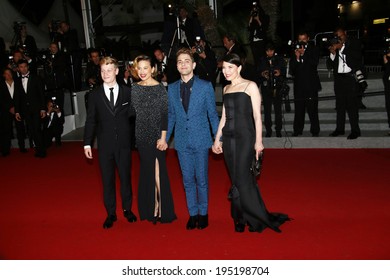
[276,131,282,138]
[103,214,117,229]
[197,214,208,230]
[347,132,360,140]
[292,132,301,137]
[186,215,198,230]
[265,131,272,138]
[329,130,345,137]
[123,210,137,223]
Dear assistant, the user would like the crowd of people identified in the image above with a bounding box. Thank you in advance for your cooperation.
[1,3,389,233]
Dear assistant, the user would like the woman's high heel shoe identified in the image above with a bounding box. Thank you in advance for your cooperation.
[234,222,245,233]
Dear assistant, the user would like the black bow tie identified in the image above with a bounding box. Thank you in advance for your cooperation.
[22,75,29,79]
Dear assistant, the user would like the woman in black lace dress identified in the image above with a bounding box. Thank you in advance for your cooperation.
[212,53,290,233]
[131,55,176,224]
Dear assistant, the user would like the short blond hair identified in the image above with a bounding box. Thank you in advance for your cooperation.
[99,56,119,68]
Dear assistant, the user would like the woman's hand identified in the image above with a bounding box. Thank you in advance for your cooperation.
[212,141,223,154]
[254,142,264,160]
[157,139,168,151]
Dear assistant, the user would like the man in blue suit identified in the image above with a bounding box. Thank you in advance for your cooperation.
[167,48,220,230]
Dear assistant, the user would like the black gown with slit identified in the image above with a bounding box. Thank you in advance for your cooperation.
[222,92,290,232]
[131,83,176,223]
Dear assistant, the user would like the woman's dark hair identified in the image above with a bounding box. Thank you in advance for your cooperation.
[222,53,242,67]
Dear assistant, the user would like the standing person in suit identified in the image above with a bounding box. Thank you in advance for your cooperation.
[0,68,28,156]
[218,33,246,88]
[14,60,47,158]
[289,31,321,137]
[83,56,137,229]
[259,43,287,138]
[327,26,365,140]
[167,48,220,230]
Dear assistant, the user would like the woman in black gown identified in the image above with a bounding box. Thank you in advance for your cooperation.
[131,55,176,224]
[212,53,290,233]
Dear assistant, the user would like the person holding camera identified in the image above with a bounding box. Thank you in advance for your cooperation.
[43,98,64,147]
[248,2,269,69]
[383,49,390,136]
[289,31,321,137]
[327,26,365,140]
[13,24,38,75]
[191,37,218,89]
[258,43,286,138]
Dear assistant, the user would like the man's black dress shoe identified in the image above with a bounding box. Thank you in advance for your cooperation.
[329,130,345,137]
[312,133,319,137]
[292,132,302,137]
[186,215,198,230]
[276,131,282,138]
[197,214,208,230]
[123,210,137,222]
[103,214,117,229]
[347,132,360,140]
[265,131,272,138]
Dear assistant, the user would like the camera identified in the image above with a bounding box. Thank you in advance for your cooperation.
[328,35,341,46]
[251,2,259,17]
[51,97,59,110]
[288,40,307,50]
[13,21,25,34]
[50,19,61,32]
[354,70,368,92]
[194,36,204,54]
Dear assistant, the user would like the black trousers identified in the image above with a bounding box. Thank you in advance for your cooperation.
[98,147,133,216]
[24,110,45,154]
[334,74,360,134]
[293,90,320,135]
[0,113,27,153]
[261,87,282,133]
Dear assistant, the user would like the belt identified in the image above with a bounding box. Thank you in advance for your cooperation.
[337,72,354,77]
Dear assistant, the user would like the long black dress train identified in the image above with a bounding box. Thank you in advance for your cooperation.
[131,83,176,223]
[222,91,290,232]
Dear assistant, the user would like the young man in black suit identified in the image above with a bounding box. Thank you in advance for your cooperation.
[83,56,137,229]
[14,59,47,158]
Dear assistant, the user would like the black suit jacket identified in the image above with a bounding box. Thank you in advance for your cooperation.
[83,84,133,151]
[289,43,321,96]
[14,74,46,115]
[0,80,14,113]
[327,37,364,74]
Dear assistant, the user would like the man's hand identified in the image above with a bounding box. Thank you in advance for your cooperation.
[40,111,46,118]
[84,147,93,159]
[15,113,22,121]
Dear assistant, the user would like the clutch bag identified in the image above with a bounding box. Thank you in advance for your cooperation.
[251,151,264,177]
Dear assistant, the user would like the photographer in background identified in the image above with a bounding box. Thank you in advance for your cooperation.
[191,37,218,89]
[248,1,269,69]
[49,20,82,91]
[13,23,38,75]
[383,47,390,136]
[289,31,321,137]
[259,42,286,138]
[153,47,179,87]
[327,26,365,140]
[43,97,64,147]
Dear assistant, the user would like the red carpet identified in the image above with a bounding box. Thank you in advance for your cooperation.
[0,142,390,260]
